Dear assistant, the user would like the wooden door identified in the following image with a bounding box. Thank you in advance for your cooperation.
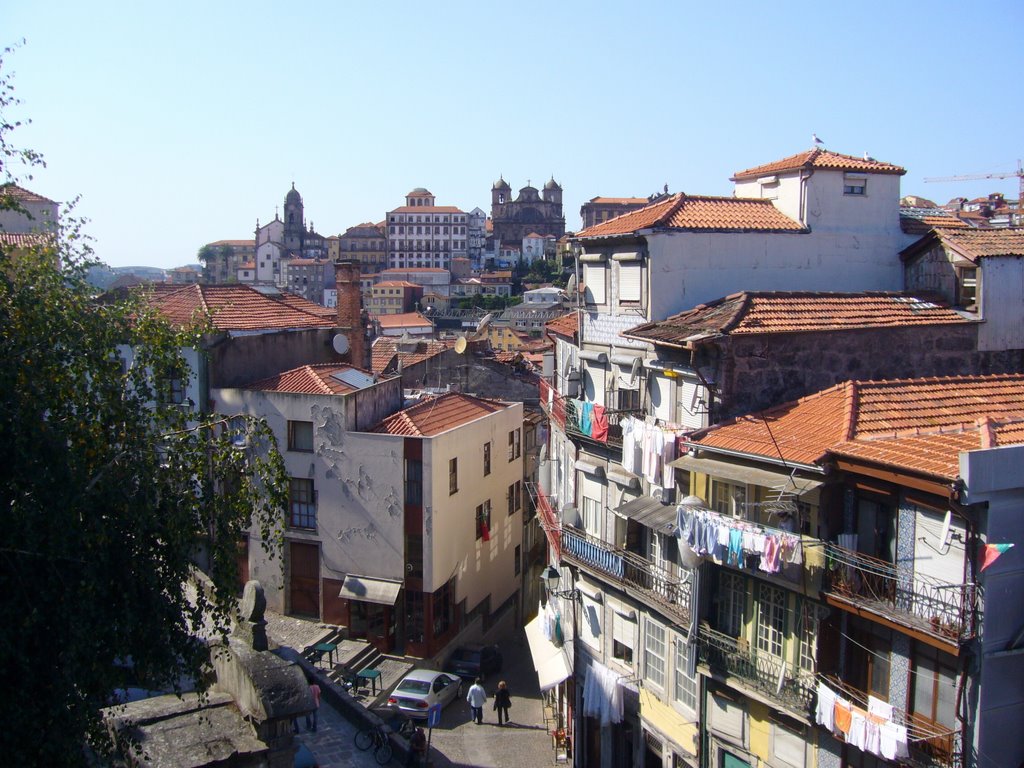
[289,541,320,618]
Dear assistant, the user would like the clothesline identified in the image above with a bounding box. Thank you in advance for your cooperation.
[676,505,804,576]
[817,674,956,743]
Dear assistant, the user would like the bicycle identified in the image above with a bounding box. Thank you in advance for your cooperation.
[354,722,394,765]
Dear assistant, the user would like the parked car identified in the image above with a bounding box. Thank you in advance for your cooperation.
[387,669,462,718]
[443,644,503,681]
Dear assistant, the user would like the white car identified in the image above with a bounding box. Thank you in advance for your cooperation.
[387,669,462,718]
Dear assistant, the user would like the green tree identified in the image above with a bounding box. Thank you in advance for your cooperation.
[0,45,288,765]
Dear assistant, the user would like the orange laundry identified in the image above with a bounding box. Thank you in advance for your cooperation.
[834,700,853,734]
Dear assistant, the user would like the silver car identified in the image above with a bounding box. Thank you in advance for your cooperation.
[387,669,462,719]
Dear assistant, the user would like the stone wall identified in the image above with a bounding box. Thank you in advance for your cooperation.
[717,325,1024,420]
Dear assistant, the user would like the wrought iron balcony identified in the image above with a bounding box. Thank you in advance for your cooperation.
[823,543,976,644]
[697,625,815,715]
[821,675,962,768]
[560,525,691,626]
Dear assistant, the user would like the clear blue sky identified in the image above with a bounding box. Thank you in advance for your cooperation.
[6,1,1023,269]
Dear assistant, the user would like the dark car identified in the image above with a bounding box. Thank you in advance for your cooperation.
[444,644,503,681]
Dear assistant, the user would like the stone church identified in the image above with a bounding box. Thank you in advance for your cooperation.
[490,177,565,245]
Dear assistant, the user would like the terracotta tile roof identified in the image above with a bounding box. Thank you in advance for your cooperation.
[374,312,432,329]
[577,194,804,238]
[273,292,336,318]
[899,207,970,234]
[624,292,967,345]
[244,364,378,395]
[931,228,1024,260]
[144,284,335,332]
[731,149,905,180]
[239,262,256,269]
[688,374,1024,480]
[587,197,650,204]
[545,311,578,340]
[0,183,57,204]
[382,268,448,274]
[370,336,450,375]
[372,392,509,436]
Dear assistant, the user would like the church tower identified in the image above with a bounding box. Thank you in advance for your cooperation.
[283,183,304,253]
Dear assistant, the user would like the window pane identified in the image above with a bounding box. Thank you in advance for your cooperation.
[288,420,314,452]
[644,621,666,688]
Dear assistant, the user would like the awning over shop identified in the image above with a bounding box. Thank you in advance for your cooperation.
[338,574,403,606]
[525,614,572,691]
[669,454,823,495]
[613,495,676,533]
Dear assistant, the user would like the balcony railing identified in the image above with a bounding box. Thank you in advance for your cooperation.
[823,544,976,643]
[697,625,815,714]
[821,675,962,768]
[538,379,566,430]
[530,485,561,563]
[560,525,691,626]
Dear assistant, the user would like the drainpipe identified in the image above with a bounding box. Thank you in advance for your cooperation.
[799,166,815,227]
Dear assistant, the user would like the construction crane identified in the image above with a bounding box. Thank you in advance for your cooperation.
[924,159,1023,206]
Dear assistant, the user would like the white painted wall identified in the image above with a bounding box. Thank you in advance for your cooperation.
[423,403,524,615]
[977,256,1024,351]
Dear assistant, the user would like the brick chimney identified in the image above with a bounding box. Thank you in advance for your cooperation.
[334,259,367,370]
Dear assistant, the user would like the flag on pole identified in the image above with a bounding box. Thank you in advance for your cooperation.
[980,542,1014,572]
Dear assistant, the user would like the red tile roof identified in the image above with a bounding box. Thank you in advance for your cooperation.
[273,292,336,318]
[587,197,650,204]
[899,207,970,235]
[0,232,54,248]
[731,149,905,181]
[370,336,450,375]
[545,311,578,340]
[688,374,1024,480]
[244,364,378,395]
[0,183,57,204]
[374,312,432,329]
[207,239,255,247]
[623,292,968,345]
[372,392,509,436]
[930,228,1024,260]
[144,284,335,332]
[576,193,804,238]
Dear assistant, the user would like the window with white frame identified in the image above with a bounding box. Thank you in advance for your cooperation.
[612,608,635,665]
[287,420,314,452]
[618,262,641,303]
[843,175,867,195]
[673,639,697,711]
[718,572,746,638]
[580,594,601,651]
[756,583,787,658]
[956,266,978,310]
[644,619,666,689]
[712,478,747,517]
[799,603,820,673]
[581,495,601,538]
[583,262,606,304]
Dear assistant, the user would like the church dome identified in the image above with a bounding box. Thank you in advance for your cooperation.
[544,177,561,191]
[409,187,431,195]
[285,183,301,203]
[492,177,511,190]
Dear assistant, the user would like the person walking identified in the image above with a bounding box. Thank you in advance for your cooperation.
[305,677,321,732]
[405,726,427,767]
[493,680,512,725]
[466,677,487,724]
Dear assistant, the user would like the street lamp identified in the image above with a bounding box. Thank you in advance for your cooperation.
[540,565,581,601]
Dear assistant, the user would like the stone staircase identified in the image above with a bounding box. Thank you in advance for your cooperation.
[305,636,414,708]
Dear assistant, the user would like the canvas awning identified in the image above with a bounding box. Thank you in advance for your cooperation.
[669,454,823,495]
[338,574,403,606]
[613,496,676,532]
[525,614,572,691]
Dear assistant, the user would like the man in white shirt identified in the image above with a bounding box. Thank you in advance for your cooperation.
[466,678,487,724]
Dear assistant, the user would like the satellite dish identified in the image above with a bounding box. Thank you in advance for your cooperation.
[629,356,643,385]
[565,273,577,295]
[939,509,953,549]
[332,334,350,355]
[454,336,468,354]
[476,313,494,334]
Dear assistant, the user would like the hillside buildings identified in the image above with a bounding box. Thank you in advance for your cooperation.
[386,188,468,271]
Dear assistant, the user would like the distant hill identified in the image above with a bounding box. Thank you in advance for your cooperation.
[87,264,168,290]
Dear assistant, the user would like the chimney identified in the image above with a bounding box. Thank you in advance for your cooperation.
[334,259,367,369]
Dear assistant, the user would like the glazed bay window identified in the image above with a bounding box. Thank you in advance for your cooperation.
[287,420,314,452]
[475,499,492,540]
[756,583,787,658]
[289,478,316,529]
[508,428,521,461]
[644,620,667,689]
